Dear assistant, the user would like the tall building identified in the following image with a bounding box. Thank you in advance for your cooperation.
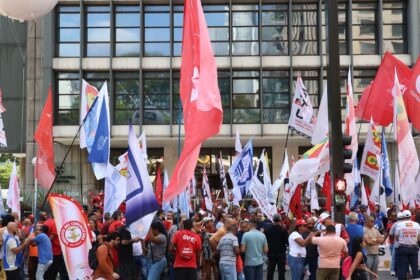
[1,0,419,205]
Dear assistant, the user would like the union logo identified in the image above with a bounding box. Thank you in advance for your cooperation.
[365,151,379,170]
[60,221,87,248]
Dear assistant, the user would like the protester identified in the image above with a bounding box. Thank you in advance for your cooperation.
[200,217,218,280]
[384,211,398,276]
[118,225,140,279]
[169,219,202,280]
[0,214,16,279]
[311,224,348,280]
[346,212,364,255]
[3,222,29,279]
[146,221,168,280]
[44,216,69,280]
[287,219,315,280]
[357,206,368,226]
[217,219,240,280]
[92,231,120,280]
[394,210,420,280]
[363,216,384,280]
[241,219,268,280]
[264,214,288,280]
[30,225,53,280]
[303,217,318,280]
[346,237,378,280]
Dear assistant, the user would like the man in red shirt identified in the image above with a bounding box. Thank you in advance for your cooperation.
[44,216,69,280]
[169,219,202,280]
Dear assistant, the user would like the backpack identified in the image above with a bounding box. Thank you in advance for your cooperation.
[342,256,352,278]
[88,243,100,271]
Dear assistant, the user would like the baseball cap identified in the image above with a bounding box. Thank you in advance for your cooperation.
[295,219,307,226]
[319,212,330,223]
[397,212,404,219]
[402,210,412,218]
[273,214,281,222]
[203,217,213,223]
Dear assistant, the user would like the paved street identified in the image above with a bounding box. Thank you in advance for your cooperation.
[277,269,399,280]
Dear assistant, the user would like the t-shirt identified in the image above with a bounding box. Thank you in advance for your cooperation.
[118,227,133,263]
[386,221,395,244]
[148,233,167,262]
[171,230,202,268]
[33,233,53,264]
[241,229,267,266]
[132,242,143,257]
[264,224,288,258]
[346,223,364,255]
[44,219,61,256]
[4,235,20,271]
[364,227,382,255]
[312,235,347,268]
[389,221,401,247]
[288,231,306,258]
[217,232,238,265]
[210,226,227,245]
[395,220,420,247]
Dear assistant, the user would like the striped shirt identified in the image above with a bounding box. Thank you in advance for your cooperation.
[217,232,238,265]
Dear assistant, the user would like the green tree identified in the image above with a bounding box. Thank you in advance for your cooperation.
[0,154,19,188]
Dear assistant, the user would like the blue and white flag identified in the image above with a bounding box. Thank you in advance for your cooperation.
[350,159,361,208]
[125,123,159,238]
[104,165,126,218]
[381,130,393,196]
[162,170,172,213]
[178,190,190,218]
[88,94,109,164]
[228,139,253,201]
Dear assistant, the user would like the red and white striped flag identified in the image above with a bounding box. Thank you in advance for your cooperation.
[163,0,223,201]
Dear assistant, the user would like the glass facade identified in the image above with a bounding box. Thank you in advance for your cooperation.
[53,1,409,126]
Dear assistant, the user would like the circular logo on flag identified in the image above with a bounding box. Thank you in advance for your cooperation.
[60,221,87,248]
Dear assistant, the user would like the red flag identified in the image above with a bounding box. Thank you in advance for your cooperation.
[322,172,332,211]
[163,0,223,201]
[363,182,375,212]
[289,184,302,219]
[155,163,163,207]
[405,56,420,131]
[355,52,412,125]
[34,86,56,189]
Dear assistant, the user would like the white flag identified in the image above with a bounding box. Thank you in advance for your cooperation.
[272,150,289,193]
[310,181,320,211]
[235,129,242,154]
[104,165,126,217]
[369,155,386,214]
[360,118,381,180]
[311,86,329,145]
[162,170,172,212]
[394,166,402,209]
[202,169,213,212]
[7,161,20,218]
[288,75,316,139]
[0,113,7,148]
[361,181,371,216]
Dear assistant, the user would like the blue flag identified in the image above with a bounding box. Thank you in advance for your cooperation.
[381,130,393,196]
[125,123,159,238]
[228,139,254,200]
[88,98,109,163]
[350,159,361,208]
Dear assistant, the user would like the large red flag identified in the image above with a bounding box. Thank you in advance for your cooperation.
[322,172,332,211]
[155,163,163,207]
[289,184,302,219]
[34,86,56,189]
[355,52,412,125]
[163,0,223,201]
[404,56,420,131]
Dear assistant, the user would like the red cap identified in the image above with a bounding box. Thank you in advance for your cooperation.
[295,219,307,226]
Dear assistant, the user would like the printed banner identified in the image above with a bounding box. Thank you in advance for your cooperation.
[360,119,381,180]
[249,174,277,221]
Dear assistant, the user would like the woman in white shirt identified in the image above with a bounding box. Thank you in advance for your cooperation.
[288,219,315,280]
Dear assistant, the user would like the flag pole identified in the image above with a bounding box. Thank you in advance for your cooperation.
[276,128,290,207]
[36,96,99,219]
[176,100,182,225]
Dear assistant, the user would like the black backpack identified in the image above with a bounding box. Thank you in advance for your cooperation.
[88,243,100,271]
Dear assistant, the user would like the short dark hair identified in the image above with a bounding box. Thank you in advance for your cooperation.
[112,210,121,220]
[106,231,120,242]
[326,225,336,233]
[183,219,193,230]
[249,219,258,228]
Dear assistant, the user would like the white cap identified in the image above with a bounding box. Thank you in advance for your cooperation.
[319,212,330,223]
[397,212,404,219]
[402,210,412,218]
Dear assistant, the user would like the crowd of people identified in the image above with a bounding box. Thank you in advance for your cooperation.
[0,200,418,280]
[86,200,419,280]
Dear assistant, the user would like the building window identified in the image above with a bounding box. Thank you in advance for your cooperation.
[262,70,289,123]
[144,6,170,56]
[352,2,377,54]
[204,5,230,56]
[232,5,259,56]
[84,72,110,91]
[261,4,288,55]
[86,6,111,57]
[57,6,81,57]
[219,71,231,123]
[322,3,348,55]
[295,70,320,109]
[173,6,184,56]
[114,72,140,125]
[115,6,141,57]
[232,71,260,123]
[55,73,80,125]
[292,4,318,55]
[353,68,377,105]
[143,72,170,124]
[383,2,407,54]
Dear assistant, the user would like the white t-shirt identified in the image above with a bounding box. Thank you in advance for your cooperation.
[4,236,18,271]
[395,220,420,247]
[133,242,143,256]
[288,231,306,258]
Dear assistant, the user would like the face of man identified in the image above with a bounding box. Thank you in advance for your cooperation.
[205,221,214,232]
[324,217,333,226]
[389,212,397,222]
[112,237,120,248]
[256,213,263,221]
[240,222,250,232]
[306,218,315,230]
[166,212,173,221]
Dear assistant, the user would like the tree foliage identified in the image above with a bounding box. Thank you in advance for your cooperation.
[0,154,19,188]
